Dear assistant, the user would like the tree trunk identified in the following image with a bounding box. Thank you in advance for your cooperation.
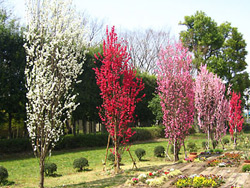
[183,140,187,159]
[83,120,87,134]
[93,121,96,135]
[8,112,12,139]
[234,127,237,149]
[39,156,45,188]
[207,129,210,150]
[73,120,76,136]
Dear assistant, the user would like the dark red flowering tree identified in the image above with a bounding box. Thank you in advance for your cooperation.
[229,91,244,148]
[94,26,144,173]
[156,41,194,161]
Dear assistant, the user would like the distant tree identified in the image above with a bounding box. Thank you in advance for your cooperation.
[229,91,244,149]
[148,94,163,125]
[0,7,26,138]
[135,72,157,126]
[121,28,170,73]
[180,11,249,101]
[157,41,194,161]
[24,0,87,187]
[72,46,102,133]
[195,65,230,149]
[94,26,144,173]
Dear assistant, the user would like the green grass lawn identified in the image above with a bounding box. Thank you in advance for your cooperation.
[0,132,249,187]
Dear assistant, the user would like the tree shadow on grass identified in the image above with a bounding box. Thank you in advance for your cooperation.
[139,159,150,162]
[54,163,181,188]
[54,173,134,188]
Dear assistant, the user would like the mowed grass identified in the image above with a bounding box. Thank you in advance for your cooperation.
[0,132,247,187]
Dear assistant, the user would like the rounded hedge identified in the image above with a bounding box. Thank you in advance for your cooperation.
[154,146,165,157]
[135,148,146,161]
[223,138,230,145]
[73,157,89,171]
[0,166,8,183]
[44,162,57,176]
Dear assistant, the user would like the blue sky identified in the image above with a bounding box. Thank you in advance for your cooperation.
[7,0,250,72]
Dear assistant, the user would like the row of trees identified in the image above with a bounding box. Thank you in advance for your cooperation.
[158,41,244,161]
[1,4,249,139]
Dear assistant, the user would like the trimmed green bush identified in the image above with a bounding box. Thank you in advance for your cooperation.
[223,138,230,145]
[242,164,250,172]
[107,153,122,163]
[154,146,165,157]
[73,157,89,171]
[202,141,207,150]
[214,148,223,154]
[0,127,165,154]
[0,166,8,184]
[135,148,146,161]
[44,163,57,176]
[187,142,197,152]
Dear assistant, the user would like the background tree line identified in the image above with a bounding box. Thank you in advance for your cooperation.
[0,1,249,139]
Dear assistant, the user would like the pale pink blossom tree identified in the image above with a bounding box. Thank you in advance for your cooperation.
[195,65,230,149]
[156,41,194,161]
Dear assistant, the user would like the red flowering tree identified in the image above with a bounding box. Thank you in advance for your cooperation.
[156,41,194,161]
[94,26,144,173]
[229,91,244,148]
[195,65,230,149]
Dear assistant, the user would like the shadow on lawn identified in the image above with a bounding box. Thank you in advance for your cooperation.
[54,163,178,188]
[55,173,134,188]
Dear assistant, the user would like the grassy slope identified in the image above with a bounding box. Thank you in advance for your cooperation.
[0,133,245,188]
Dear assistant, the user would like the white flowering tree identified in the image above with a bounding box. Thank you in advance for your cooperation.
[24,0,86,187]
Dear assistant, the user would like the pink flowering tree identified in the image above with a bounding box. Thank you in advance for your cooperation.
[156,41,194,161]
[195,65,230,149]
[229,91,244,148]
[94,26,144,173]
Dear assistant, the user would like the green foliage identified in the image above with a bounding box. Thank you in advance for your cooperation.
[148,94,163,124]
[0,8,26,138]
[202,141,207,150]
[0,127,164,154]
[73,157,89,171]
[135,72,157,126]
[0,166,8,183]
[180,11,250,102]
[154,146,165,157]
[242,164,250,172]
[107,153,122,163]
[186,142,197,152]
[222,138,230,145]
[0,138,32,154]
[214,149,223,154]
[72,46,102,124]
[44,163,57,176]
[135,148,146,161]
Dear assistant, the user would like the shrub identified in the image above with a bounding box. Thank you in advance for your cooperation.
[242,164,250,172]
[154,146,165,157]
[223,138,230,145]
[212,140,218,149]
[0,166,8,184]
[0,127,165,154]
[73,157,89,171]
[187,142,197,152]
[107,153,122,163]
[135,148,146,161]
[202,141,207,150]
[44,163,57,176]
[214,148,223,154]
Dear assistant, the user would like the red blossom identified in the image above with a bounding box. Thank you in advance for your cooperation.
[229,91,244,140]
[94,26,144,164]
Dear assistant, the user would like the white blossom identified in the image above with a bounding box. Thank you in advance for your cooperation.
[24,0,87,157]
